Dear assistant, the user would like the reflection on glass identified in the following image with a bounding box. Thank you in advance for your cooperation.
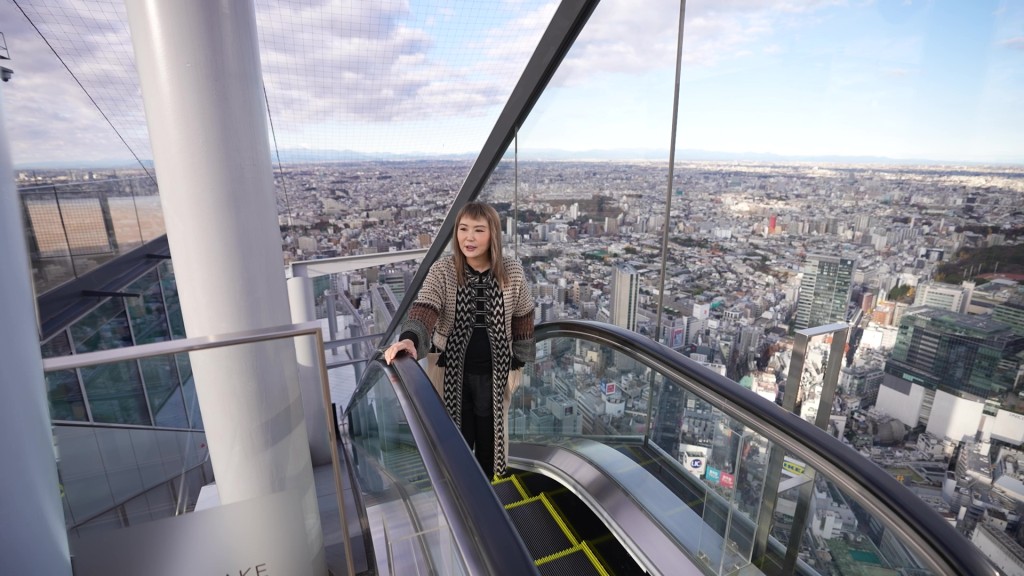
[71,298,133,353]
[141,356,188,428]
[81,361,151,426]
[522,331,945,575]
[20,177,165,294]
[158,261,186,339]
[125,269,171,344]
[42,331,87,421]
[47,370,88,422]
[178,354,201,430]
[513,337,648,440]
[347,363,468,576]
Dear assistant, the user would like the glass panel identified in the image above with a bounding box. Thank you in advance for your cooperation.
[141,356,189,428]
[19,177,165,294]
[514,337,647,440]
[49,328,339,569]
[128,178,165,241]
[496,0,681,330]
[22,190,78,293]
[178,354,202,430]
[41,331,88,421]
[523,331,950,575]
[81,361,151,426]
[158,261,186,339]
[347,362,469,576]
[70,298,133,353]
[696,412,766,574]
[23,190,71,259]
[59,194,116,277]
[108,195,145,249]
[125,269,171,344]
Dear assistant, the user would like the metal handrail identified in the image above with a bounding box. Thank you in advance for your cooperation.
[42,321,323,371]
[52,420,201,434]
[382,356,540,576]
[17,175,156,194]
[42,320,356,576]
[535,319,1000,576]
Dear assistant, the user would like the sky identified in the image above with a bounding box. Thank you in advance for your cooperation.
[0,0,1022,168]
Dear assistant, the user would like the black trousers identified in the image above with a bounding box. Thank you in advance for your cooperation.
[460,370,494,478]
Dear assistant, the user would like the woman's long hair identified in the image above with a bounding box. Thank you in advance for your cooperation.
[452,202,507,288]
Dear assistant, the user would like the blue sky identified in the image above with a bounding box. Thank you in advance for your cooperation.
[1,0,1021,167]
[521,0,1024,164]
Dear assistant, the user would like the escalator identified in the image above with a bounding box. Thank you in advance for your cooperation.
[341,320,1000,576]
[494,470,644,575]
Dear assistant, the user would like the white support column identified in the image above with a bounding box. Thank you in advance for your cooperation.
[0,83,72,575]
[124,1,324,573]
[288,277,331,465]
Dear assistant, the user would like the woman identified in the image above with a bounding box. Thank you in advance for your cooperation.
[383,202,535,480]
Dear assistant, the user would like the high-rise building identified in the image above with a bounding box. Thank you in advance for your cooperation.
[876,307,1024,442]
[379,268,412,302]
[611,264,639,332]
[794,254,856,330]
[993,296,1024,335]
[862,291,875,313]
[914,281,972,314]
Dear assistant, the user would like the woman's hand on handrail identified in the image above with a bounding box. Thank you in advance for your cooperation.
[384,338,417,364]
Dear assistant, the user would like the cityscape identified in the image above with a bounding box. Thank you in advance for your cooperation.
[4,0,1024,573]
[18,156,1024,574]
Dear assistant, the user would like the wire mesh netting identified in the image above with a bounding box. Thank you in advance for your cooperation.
[5,0,555,169]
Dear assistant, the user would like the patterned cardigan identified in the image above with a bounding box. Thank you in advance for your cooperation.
[402,254,536,365]
[399,253,535,478]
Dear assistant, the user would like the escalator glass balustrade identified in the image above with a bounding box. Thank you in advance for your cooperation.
[346,358,540,576]
[504,320,1000,576]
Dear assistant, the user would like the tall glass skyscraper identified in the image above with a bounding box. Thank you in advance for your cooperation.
[878,307,1024,442]
[794,254,856,330]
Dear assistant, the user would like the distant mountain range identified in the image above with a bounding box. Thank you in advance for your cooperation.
[14,148,1022,170]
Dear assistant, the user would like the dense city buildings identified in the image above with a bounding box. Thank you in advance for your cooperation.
[19,158,1024,574]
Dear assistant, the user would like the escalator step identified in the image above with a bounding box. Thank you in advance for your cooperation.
[537,546,607,576]
[506,499,574,560]
[492,477,525,506]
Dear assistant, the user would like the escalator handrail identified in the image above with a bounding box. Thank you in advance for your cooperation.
[377,356,540,576]
[535,319,1000,576]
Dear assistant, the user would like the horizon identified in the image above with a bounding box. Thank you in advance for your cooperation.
[13,146,1024,172]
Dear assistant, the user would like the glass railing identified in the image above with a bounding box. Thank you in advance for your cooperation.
[19,176,164,294]
[41,321,351,576]
[509,320,999,576]
[345,355,539,576]
[54,422,209,538]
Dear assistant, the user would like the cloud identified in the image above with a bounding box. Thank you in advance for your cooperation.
[4,0,560,161]
[1001,36,1024,50]
[1,1,143,165]
[545,0,842,87]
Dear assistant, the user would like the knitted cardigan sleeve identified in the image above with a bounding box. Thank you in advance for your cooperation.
[508,257,536,365]
[400,258,450,359]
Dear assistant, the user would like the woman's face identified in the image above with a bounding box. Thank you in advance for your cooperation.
[457,214,491,264]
